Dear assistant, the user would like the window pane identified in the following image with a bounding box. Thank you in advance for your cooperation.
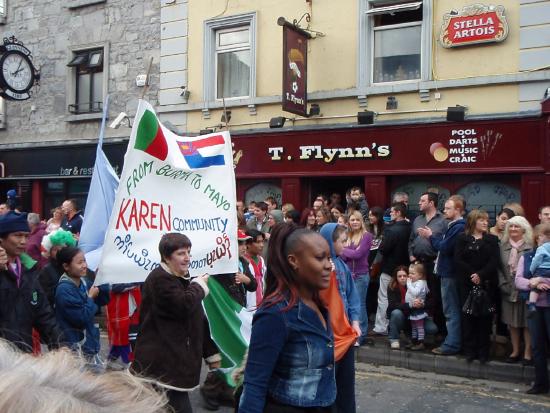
[218,29,249,47]
[373,25,421,83]
[46,181,65,192]
[217,49,250,98]
[373,4,422,26]
[92,71,103,107]
[77,73,91,112]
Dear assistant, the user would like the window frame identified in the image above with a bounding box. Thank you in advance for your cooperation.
[66,42,109,119]
[203,12,257,103]
[358,0,432,90]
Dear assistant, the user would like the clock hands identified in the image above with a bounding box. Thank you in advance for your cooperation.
[11,59,23,77]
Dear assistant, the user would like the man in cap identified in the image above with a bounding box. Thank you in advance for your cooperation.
[0,211,62,351]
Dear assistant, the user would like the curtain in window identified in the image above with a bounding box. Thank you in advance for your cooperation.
[373,25,421,83]
[217,50,250,99]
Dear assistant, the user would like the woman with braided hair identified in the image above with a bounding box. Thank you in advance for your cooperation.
[239,223,335,413]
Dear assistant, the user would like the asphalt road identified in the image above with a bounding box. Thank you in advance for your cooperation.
[189,362,550,413]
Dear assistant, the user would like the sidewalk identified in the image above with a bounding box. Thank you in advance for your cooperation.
[355,336,547,385]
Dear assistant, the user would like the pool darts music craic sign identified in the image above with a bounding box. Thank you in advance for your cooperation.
[440,4,509,48]
[0,36,40,101]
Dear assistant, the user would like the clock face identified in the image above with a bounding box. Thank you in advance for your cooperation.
[1,52,33,92]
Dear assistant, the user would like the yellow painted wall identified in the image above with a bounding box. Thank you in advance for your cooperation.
[433,0,519,79]
[185,0,522,132]
[188,0,358,100]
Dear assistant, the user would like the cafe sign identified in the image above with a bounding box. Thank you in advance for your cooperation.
[440,4,508,48]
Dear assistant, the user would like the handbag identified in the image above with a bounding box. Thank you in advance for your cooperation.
[462,285,496,317]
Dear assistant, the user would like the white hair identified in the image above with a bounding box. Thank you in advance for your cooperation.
[502,215,534,246]
[0,340,168,413]
[27,212,41,226]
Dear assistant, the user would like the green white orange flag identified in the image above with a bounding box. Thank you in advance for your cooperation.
[203,277,253,386]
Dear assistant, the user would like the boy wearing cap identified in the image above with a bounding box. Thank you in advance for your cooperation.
[0,211,62,352]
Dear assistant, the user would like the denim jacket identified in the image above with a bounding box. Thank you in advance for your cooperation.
[239,299,336,412]
[320,223,361,323]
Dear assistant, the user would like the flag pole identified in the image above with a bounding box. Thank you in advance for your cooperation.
[140,57,154,100]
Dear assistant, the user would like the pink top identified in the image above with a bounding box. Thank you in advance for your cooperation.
[515,255,550,307]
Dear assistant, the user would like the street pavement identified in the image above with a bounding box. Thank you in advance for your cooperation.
[98,335,549,412]
[189,362,550,413]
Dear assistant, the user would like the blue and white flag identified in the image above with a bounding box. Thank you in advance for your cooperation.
[79,95,120,271]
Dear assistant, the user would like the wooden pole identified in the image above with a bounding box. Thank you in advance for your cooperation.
[140,57,154,100]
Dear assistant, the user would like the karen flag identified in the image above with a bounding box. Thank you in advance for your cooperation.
[96,100,238,285]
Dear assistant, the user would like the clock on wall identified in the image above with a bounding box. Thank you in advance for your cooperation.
[0,36,40,101]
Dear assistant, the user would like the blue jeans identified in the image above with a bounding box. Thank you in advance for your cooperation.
[388,309,438,340]
[440,277,461,353]
[527,306,550,389]
[354,274,369,343]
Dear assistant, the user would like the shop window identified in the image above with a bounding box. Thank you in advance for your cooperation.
[245,183,282,207]
[43,179,90,217]
[359,0,432,87]
[392,182,450,212]
[204,12,256,102]
[457,182,520,220]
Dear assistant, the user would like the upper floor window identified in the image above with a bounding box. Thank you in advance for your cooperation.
[0,0,6,21]
[204,12,256,102]
[67,48,104,114]
[215,27,251,99]
[369,1,422,83]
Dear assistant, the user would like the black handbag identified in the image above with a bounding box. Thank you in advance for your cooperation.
[462,285,496,317]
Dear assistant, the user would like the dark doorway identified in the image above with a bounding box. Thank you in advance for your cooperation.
[307,176,364,208]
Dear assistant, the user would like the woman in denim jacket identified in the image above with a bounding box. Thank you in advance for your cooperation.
[239,223,336,413]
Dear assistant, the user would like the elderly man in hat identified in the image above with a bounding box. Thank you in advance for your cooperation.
[0,211,62,352]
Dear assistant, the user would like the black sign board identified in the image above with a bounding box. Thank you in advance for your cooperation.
[0,142,127,179]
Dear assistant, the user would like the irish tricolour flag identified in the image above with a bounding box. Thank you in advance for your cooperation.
[203,277,253,386]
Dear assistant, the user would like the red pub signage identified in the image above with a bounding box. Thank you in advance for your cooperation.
[440,4,508,48]
[282,23,310,117]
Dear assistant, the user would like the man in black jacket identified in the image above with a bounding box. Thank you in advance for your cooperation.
[0,211,62,352]
[373,202,411,335]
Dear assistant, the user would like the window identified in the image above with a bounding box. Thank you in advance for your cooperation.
[358,1,432,88]
[371,1,422,83]
[0,0,6,23]
[67,48,104,114]
[215,27,251,99]
[204,12,256,102]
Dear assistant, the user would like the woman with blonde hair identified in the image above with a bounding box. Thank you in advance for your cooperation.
[341,210,373,345]
[499,215,534,364]
[0,339,168,412]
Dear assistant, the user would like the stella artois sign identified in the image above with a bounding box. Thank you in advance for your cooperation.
[440,4,508,48]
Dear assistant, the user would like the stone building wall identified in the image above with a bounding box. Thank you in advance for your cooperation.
[0,0,161,147]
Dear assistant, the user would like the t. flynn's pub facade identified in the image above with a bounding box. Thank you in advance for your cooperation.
[232,98,550,223]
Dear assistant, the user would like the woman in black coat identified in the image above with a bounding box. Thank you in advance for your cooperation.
[454,209,500,363]
[131,233,220,413]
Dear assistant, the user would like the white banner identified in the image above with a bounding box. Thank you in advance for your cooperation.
[95,100,238,285]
